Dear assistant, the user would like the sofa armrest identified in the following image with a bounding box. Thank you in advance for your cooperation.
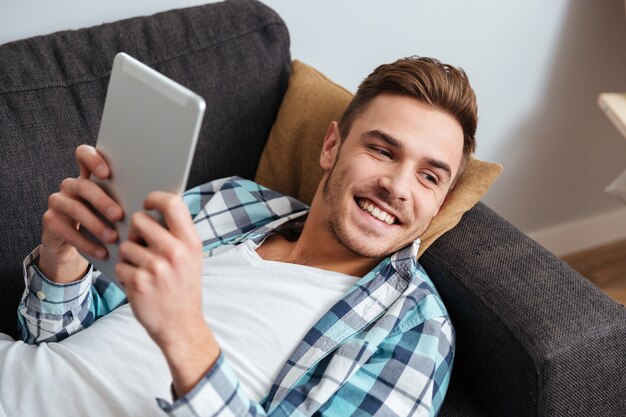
[422,202,626,417]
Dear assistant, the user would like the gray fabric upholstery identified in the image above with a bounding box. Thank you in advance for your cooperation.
[438,377,486,416]
[0,0,290,339]
[423,203,626,416]
[1,1,625,415]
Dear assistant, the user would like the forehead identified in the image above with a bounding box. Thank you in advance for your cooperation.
[348,94,464,173]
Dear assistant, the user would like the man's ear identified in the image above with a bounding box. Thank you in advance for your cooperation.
[320,121,341,171]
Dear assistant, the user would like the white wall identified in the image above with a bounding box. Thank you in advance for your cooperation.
[3,0,626,253]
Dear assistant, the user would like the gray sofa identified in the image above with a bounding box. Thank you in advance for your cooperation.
[1,1,624,416]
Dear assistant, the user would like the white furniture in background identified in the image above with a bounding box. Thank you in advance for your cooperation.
[599,93,626,138]
[598,93,626,204]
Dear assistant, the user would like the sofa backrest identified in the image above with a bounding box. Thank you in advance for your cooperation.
[0,0,291,338]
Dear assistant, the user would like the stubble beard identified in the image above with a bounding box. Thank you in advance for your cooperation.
[322,163,412,260]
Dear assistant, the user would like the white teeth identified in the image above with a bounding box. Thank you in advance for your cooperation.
[357,198,396,225]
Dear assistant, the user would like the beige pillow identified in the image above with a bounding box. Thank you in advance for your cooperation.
[255,60,503,257]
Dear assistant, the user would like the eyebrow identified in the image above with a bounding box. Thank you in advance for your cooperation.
[363,129,403,149]
[426,158,453,183]
[363,129,453,183]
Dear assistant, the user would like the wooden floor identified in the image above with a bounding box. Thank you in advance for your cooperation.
[562,239,626,306]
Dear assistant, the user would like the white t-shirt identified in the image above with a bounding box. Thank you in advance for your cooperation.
[0,238,359,416]
[202,238,360,402]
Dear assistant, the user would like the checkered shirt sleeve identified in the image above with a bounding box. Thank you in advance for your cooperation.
[17,247,126,344]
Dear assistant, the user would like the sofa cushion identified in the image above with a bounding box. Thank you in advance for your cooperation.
[255,60,503,257]
[0,0,291,338]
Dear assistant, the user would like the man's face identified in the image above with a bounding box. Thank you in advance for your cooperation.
[319,93,464,259]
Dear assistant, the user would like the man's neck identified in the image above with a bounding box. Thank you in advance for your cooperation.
[256,228,381,278]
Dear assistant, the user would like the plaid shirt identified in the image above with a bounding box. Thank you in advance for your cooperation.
[18,177,455,416]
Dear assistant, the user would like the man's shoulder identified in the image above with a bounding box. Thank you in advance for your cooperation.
[183,176,309,253]
[184,176,307,214]
[387,260,452,336]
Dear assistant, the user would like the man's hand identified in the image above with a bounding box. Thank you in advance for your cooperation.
[39,145,123,283]
[116,191,220,397]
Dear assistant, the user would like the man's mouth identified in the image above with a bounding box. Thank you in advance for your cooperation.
[356,198,398,225]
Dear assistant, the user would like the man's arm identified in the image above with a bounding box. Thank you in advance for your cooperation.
[17,145,126,344]
[112,191,260,415]
[38,145,123,281]
[156,352,268,416]
[114,191,219,396]
[17,248,126,344]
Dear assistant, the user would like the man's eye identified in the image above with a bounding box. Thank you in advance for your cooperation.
[420,172,439,185]
[372,147,392,159]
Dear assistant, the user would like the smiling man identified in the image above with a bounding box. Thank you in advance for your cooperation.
[319,94,463,261]
[19,57,477,416]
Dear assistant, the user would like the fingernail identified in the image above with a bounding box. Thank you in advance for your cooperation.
[95,248,107,259]
[106,207,118,221]
[102,228,116,242]
[95,164,107,178]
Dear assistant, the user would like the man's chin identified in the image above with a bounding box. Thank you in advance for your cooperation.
[331,228,404,259]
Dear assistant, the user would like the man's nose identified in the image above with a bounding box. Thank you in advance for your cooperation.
[379,166,412,202]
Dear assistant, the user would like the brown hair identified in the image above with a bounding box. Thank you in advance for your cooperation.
[338,56,477,181]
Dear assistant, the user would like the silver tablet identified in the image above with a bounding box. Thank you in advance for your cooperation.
[80,52,206,281]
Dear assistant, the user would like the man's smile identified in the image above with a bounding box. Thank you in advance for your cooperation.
[356,197,399,225]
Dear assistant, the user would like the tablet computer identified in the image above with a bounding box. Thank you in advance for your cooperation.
[79,52,206,281]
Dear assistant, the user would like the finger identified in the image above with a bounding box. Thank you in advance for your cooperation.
[49,188,119,243]
[115,262,149,295]
[119,240,153,267]
[43,209,108,259]
[76,145,110,180]
[119,240,170,281]
[143,192,197,244]
[128,211,178,255]
[59,178,123,223]
[48,178,121,237]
